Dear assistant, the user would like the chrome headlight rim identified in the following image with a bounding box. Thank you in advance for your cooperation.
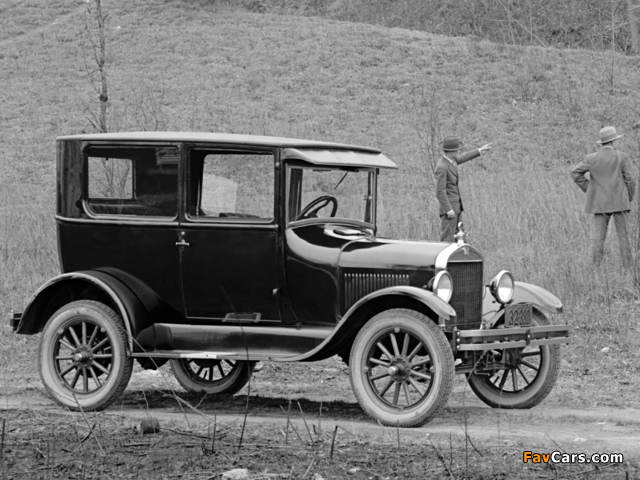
[490,270,514,304]
[431,270,453,303]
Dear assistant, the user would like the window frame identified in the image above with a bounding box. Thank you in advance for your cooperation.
[285,162,378,228]
[82,143,180,223]
[184,146,277,225]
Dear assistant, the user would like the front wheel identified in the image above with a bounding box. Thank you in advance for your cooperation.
[38,300,133,411]
[467,310,561,409]
[349,309,454,427]
[170,358,256,395]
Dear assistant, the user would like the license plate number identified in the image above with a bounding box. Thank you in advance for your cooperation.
[504,303,532,327]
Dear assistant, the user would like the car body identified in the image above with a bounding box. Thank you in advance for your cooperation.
[11,132,571,427]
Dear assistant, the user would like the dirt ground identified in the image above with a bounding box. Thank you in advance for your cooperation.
[1,358,639,479]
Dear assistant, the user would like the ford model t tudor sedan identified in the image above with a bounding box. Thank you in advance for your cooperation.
[11,132,571,427]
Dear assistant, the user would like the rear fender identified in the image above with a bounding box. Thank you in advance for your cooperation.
[15,269,181,352]
[278,286,456,362]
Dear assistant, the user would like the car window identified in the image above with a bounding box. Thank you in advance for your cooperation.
[287,166,374,224]
[86,146,178,218]
[188,151,274,221]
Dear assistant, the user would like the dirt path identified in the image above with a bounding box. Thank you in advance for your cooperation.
[3,380,639,458]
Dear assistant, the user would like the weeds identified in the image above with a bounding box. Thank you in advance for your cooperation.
[511,47,548,102]
[5,407,635,479]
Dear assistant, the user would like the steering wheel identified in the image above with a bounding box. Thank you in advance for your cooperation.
[296,195,338,221]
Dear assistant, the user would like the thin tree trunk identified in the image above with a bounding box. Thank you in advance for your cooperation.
[627,0,640,54]
[95,0,108,132]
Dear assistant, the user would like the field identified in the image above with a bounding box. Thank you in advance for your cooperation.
[1,0,640,478]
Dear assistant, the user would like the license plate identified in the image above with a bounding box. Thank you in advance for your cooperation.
[504,303,532,327]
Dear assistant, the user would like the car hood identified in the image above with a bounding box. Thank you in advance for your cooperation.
[338,237,453,269]
[286,223,482,270]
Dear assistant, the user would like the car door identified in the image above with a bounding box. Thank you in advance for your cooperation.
[59,144,183,312]
[178,147,281,323]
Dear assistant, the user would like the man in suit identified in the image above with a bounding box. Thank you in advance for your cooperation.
[435,136,492,242]
[571,126,635,266]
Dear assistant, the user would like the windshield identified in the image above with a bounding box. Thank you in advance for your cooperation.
[287,165,375,224]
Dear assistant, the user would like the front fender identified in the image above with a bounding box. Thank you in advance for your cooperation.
[344,285,457,321]
[513,281,563,313]
[483,281,563,328]
[277,286,456,362]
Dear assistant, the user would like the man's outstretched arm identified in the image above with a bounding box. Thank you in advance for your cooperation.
[456,143,492,165]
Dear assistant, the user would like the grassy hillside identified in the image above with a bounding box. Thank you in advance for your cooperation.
[235,0,639,53]
[1,0,640,408]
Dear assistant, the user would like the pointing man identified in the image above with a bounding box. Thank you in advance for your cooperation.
[435,136,492,242]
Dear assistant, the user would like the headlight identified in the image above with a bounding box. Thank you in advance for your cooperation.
[490,270,514,304]
[431,271,453,302]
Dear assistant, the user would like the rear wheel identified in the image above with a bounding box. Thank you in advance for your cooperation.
[170,358,256,395]
[38,300,132,411]
[349,309,454,427]
[467,311,561,408]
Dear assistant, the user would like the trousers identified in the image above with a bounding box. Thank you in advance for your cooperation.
[440,213,461,242]
[592,211,632,266]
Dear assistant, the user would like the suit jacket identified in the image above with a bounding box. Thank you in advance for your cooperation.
[571,147,635,214]
[434,149,481,216]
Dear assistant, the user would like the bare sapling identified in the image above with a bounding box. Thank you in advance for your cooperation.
[82,0,110,132]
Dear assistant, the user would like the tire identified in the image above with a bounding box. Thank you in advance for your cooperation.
[38,300,133,411]
[349,309,454,427]
[170,358,256,395]
[467,310,561,409]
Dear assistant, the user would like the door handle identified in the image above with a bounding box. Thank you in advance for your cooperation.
[176,231,189,247]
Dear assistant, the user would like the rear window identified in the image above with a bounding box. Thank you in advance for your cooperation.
[85,146,178,218]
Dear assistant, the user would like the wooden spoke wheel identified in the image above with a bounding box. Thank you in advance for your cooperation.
[170,358,256,395]
[38,300,132,411]
[467,311,561,408]
[349,309,454,427]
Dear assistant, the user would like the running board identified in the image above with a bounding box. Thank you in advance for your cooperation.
[131,349,298,362]
[132,351,239,359]
[134,323,333,358]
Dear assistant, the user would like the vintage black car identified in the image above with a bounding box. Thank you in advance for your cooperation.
[11,132,570,427]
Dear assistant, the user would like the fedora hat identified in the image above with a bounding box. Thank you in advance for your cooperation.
[597,126,623,144]
[441,136,463,152]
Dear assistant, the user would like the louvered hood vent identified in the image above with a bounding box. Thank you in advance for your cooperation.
[343,272,410,311]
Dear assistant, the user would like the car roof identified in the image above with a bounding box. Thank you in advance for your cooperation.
[57,131,376,151]
[57,132,398,169]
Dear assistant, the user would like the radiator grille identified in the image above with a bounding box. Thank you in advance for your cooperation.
[343,273,410,311]
[447,262,483,330]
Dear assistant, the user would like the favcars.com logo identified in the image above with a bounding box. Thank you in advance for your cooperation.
[523,451,624,464]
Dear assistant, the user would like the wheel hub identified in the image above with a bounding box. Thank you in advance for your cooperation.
[73,348,93,368]
[387,359,410,381]
[502,348,522,368]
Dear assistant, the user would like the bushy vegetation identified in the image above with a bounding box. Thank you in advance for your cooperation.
[211,0,640,53]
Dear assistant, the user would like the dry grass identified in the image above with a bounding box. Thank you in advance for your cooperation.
[1,408,635,479]
[1,0,640,453]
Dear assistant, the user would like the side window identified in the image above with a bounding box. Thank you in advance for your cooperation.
[86,146,178,218]
[189,151,274,221]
